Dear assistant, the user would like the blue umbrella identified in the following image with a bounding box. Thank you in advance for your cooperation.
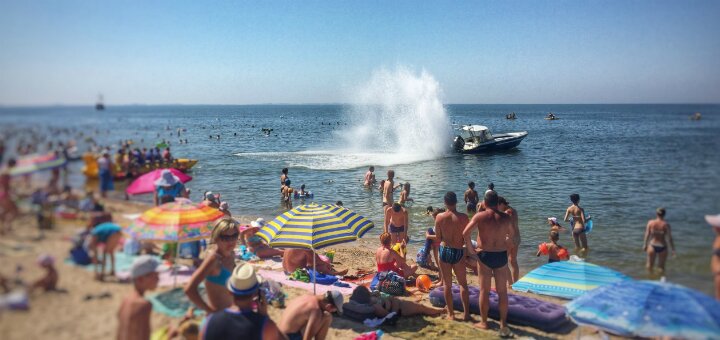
[566,280,720,339]
[512,260,630,299]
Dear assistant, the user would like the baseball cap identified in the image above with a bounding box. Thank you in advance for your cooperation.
[326,290,344,315]
[131,255,160,279]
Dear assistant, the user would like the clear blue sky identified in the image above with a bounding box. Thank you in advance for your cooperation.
[1,0,718,105]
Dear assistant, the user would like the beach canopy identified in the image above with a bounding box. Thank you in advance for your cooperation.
[10,152,67,176]
[512,260,630,299]
[125,201,224,242]
[258,203,374,250]
[125,168,192,195]
[566,280,720,338]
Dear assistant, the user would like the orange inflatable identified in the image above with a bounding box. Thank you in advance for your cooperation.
[538,243,549,255]
[416,274,432,292]
[557,247,569,260]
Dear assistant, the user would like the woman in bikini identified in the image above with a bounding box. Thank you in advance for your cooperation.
[184,219,239,313]
[643,208,675,274]
[375,232,417,278]
[564,193,588,253]
[0,159,18,235]
[384,202,408,245]
[399,183,413,206]
[706,214,720,300]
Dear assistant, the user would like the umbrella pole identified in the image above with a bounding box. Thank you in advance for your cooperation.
[173,241,179,288]
[312,247,317,295]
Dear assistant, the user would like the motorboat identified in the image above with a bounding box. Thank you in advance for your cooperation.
[452,125,528,154]
[544,112,559,120]
[506,112,517,120]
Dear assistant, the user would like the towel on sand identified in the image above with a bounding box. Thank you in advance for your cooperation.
[258,270,357,295]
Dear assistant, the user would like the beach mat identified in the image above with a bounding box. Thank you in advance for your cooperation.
[429,284,570,332]
[258,270,356,295]
[148,287,204,318]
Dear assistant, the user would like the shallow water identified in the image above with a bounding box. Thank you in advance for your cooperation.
[1,103,719,294]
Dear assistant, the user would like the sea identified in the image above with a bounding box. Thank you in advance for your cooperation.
[1,100,719,295]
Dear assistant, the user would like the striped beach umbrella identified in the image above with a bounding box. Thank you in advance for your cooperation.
[566,280,720,338]
[257,203,374,250]
[258,203,374,293]
[10,152,67,176]
[125,201,225,242]
[512,260,630,299]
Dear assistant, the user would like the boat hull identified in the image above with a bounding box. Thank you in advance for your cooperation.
[458,132,528,154]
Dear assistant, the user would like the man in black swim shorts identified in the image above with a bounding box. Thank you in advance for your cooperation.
[463,191,515,337]
[434,192,471,321]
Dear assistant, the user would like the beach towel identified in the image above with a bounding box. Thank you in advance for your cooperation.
[246,258,284,270]
[257,270,357,295]
[429,284,570,332]
[147,287,205,318]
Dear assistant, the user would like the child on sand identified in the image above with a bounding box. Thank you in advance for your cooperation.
[31,254,58,293]
[117,255,160,340]
[536,231,569,263]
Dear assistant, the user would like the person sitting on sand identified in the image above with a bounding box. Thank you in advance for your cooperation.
[153,169,187,206]
[200,264,282,340]
[547,217,565,232]
[464,181,479,214]
[536,231,569,263]
[282,249,347,276]
[117,255,160,340]
[464,190,515,336]
[278,290,344,340]
[384,202,408,246]
[244,219,284,259]
[364,166,376,186]
[376,232,417,278]
[564,193,588,253]
[643,208,676,273]
[348,286,443,319]
[87,222,122,281]
[185,219,239,313]
[31,254,58,293]
[399,182,414,206]
[436,191,471,321]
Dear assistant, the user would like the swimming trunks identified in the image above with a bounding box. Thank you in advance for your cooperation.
[389,224,405,234]
[572,227,585,235]
[286,332,303,340]
[207,266,232,286]
[466,201,477,212]
[439,245,464,265]
[478,251,508,269]
[548,258,559,263]
[651,244,666,253]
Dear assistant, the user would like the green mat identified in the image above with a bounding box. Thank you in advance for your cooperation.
[147,287,205,318]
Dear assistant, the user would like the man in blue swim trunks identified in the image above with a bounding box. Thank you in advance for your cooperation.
[434,191,471,321]
[463,191,515,336]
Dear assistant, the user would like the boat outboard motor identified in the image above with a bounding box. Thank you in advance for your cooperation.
[452,136,465,152]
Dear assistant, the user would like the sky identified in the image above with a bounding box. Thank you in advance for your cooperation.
[0,0,719,105]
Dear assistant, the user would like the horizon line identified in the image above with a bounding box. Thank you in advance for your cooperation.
[1,102,718,108]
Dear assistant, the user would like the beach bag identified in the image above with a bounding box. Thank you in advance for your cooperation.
[70,246,92,265]
[377,271,406,296]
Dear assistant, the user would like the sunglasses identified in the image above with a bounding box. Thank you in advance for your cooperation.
[218,233,239,242]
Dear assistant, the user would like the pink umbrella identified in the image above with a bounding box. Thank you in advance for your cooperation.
[126,168,192,195]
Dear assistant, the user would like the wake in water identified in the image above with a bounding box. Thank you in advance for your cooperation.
[236,66,452,170]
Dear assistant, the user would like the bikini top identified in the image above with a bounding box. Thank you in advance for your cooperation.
[207,264,232,286]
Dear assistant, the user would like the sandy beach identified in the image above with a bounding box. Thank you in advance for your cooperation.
[0,190,607,340]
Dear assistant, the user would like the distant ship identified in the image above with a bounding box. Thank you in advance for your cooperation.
[95,94,105,111]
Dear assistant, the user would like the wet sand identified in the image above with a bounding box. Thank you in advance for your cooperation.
[0,193,605,340]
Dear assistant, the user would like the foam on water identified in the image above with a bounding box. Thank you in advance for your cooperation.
[236,66,452,170]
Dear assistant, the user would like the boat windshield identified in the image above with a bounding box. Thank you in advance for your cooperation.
[460,125,493,142]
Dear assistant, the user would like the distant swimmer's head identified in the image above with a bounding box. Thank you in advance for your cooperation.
[403,183,410,190]
[550,231,560,241]
[335,201,343,207]
[282,168,288,175]
[656,207,666,218]
[570,194,580,204]
[387,170,395,179]
[484,190,499,208]
[380,232,392,246]
[301,184,305,190]
[498,196,509,208]
[392,202,402,212]
[284,179,291,186]
[487,183,495,191]
[468,181,475,189]
[444,191,458,206]
[369,166,374,172]
[426,206,434,214]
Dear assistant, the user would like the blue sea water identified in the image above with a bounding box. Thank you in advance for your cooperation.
[1,103,718,294]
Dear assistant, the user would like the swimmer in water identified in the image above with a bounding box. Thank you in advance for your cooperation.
[384,202,409,247]
[643,208,675,273]
[364,166,376,186]
[464,181,478,214]
[399,183,413,206]
[536,231,568,263]
[547,217,565,232]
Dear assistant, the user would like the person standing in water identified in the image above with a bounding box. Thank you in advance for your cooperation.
[498,196,520,284]
[399,183,413,206]
[364,166,376,186]
[382,170,400,208]
[564,194,588,253]
[385,202,409,246]
[706,214,720,300]
[464,181,479,214]
[464,191,514,336]
[643,208,676,273]
[280,168,289,193]
[435,192,471,321]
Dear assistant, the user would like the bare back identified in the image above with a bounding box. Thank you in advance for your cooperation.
[647,218,669,245]
[117,294,152,340]
[278,295,320,334]
[470,208,513,252]
[383,180,394,204]
[435,210,469,248]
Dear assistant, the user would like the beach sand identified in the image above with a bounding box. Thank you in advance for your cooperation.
[0,195,604,340]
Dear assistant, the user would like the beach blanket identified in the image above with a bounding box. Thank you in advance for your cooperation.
[511,260,630,299]
[148,287,205,318]
[258,270,357,295]
[246,258,284,270]
[429,284,570,332]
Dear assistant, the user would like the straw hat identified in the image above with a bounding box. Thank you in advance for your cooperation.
[227,263,263,296]
[706,214,720,228]
[154,169,180,187]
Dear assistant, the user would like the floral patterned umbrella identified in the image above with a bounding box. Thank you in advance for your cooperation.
[125,201,225,242]
[10,152,67,176]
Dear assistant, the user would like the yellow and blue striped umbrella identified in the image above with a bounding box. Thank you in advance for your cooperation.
[257,203,374,250]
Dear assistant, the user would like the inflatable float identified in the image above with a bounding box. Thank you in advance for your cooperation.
[429,284,570,332]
